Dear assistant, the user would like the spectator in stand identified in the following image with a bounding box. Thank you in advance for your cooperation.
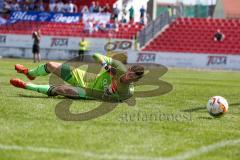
[32,30,41,63]
[112,4,120,21]
[3,0,11,13]
[56,0,64,12]
[64,1,78,13]
[140,6,145,24]
[98,23,107,32]
[28,0,35,11]
[71,3,78,13]
[106,21,118,32]
[121,4,127,23]
[114,21,119,32]
[214,29,225,42]
[63,2,68,12]
[18,0,25,11]
[84,20,94,34]
[38,0,45,12]
[94,21,100,32]
[102,3,111,13]
[10,0,20,11]
[81,5,89,14]
[129,6,134,22]
[49,0,56,12]
[89,1,95,13]
[93,1,100,13]
[22,0,31,11]
[167,5,172,17]
[17,0,23,3]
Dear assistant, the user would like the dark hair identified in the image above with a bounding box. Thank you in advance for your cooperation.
[130,65,144,77]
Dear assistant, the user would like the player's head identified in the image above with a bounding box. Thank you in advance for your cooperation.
[32,30,40,37]
[32,31,37,37]
[121,65,144,84]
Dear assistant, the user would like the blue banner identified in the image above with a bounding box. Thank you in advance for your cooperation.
[8,11,82,24]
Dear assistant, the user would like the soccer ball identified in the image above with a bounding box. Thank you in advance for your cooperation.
[207,96,228,117]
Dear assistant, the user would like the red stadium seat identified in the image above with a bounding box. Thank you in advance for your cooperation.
[0,20,142,40]
[142,18,240,54]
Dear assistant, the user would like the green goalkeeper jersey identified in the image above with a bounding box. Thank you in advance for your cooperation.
[70,53,134,101]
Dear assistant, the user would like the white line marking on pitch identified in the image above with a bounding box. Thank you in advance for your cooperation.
[0,139,240,160]
[169,139,240,160]
[0,144,159,160]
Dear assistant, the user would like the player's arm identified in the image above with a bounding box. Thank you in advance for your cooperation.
[92,53,125,75]
[92,53,111,66]
[92,53,116,75]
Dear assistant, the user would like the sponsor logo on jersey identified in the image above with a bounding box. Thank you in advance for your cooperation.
[102,78,108,91]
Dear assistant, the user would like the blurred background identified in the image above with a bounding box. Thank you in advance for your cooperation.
[0,0,239,69]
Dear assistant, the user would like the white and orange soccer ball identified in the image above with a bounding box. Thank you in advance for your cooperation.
[207,96,229,117]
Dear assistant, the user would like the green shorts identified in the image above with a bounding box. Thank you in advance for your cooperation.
[60,63,75,85]
[60,63,88,98]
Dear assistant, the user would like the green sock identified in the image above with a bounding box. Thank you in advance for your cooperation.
[28,64,49,77]
[26,84,51,95]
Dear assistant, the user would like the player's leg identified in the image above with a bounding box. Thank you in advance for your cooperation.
[33,45,37,63]
[15,62,63,80]
[10,78,87,99]
[36,44,41,62]
[80,50,84,61]
[37,53,41,62]
[33,53,36,63]
[50,85,87,99]
[10,78,52,96]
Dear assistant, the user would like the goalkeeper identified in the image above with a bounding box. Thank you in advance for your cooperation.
[10,53,144,102]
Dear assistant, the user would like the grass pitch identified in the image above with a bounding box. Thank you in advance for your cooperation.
[0,58,240,160]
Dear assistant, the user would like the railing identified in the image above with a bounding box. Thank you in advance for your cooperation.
[138,2,216,48]
[138,11,174,48]
[226,13,240,19]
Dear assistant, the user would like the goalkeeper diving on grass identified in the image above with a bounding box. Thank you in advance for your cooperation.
[10,53,144,102]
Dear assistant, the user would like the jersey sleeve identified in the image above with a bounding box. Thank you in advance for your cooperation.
[92,53,111,66]
[92,53,126,73]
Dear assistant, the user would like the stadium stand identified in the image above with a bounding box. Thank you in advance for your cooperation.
[0,0,143,39]
[75,0,117,9]
[0,21,143,39]
[0,0,3,11]
[45,0,116,12]
[142,18,240,54]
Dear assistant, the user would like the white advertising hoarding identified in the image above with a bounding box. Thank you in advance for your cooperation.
[128,51,240,70]
[1,33,240,70]
[83,13,111,24]
[0,34,134,53]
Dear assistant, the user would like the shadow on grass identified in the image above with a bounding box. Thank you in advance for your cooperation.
[197,116,213,120]
[229,102,240,107]
[16,94,105,103]
[181,106,206,113]
[14,94,92,101]
[16,94,64,99]
[181,106,215,120]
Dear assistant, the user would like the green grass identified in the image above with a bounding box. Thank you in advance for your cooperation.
[0,58,240,160]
